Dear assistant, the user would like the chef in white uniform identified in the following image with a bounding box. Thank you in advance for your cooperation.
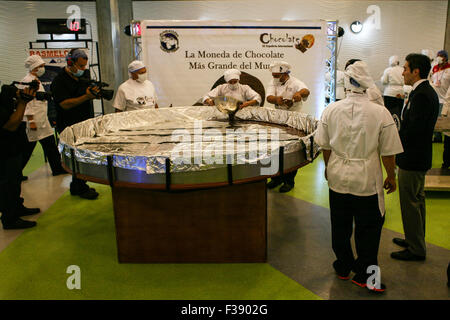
[381,55,405,120]
[315,60,403,293]
[345,59,384,106]
[113,60,158,112]
[203,69,261,109]
[266,61,310,112]
[21,55,66,177]
[266,61,310,193]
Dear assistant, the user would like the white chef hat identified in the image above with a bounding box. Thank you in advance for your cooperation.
[389,55,399,67]
[25,55,45,71]
[224,69,241,82]
[270,61,291,73]
[128,60,146,73]
[344,60,374,91]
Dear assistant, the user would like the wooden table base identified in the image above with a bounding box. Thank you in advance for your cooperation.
[111,180,267,263]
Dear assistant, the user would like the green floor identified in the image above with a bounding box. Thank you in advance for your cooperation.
[1,142,447,299]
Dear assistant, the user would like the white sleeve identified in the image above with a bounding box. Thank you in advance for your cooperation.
[244,85,261,105]
[379,109,404,156]
[202,85,222,103]
[266,82,276,97]
[314,109,331,150]
[295,79,309,92]
[112,86,126,111]
[442,86,450,116]
[381,68,389,84]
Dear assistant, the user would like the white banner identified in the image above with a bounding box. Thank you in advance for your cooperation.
[141,20,327,118]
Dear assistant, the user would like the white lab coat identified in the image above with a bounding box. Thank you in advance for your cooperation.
[202,83,261,105]
[113,78,157,111]
[315,92,404,215]
[367,85,385,106]
[430,66,450,104]
[381,65,404,97]
[442,86,450,137]
[266,76,309,112]
[21,73,54,142]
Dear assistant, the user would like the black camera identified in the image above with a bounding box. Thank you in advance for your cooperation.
[1,80,52,102]
[81,80,115,101]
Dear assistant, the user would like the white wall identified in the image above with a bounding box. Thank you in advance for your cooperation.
[0,1,98,88]
[133,0,448,85]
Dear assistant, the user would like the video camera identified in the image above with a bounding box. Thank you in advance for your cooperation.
[81,80,114,101]
[1,80,52,102]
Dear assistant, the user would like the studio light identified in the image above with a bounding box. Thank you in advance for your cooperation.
[350,21,363,34]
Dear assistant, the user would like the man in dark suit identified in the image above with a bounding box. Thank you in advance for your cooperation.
[392,53,439,261]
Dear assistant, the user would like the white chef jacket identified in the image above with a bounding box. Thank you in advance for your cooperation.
[315,92,404,215]
[325,71,345,100]
[381,65,405,97]
[367,85,385,106]
[21,73,54,142]
[442,86,450,137]
[202,83,261,105]
[266,76,309,112]
[430,66,450,104]
[113,79,157,112]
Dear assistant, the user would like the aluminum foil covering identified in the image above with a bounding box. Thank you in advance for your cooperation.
[59,106,320,174]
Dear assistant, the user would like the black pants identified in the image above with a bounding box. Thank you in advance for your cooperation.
[329,190,385,278]
[0,153,25,225]
[22,134,64,174]
[271,169,298,186]
[443,135,450,168]
[383,96,403,121]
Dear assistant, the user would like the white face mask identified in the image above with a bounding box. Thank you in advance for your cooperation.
[136,73,147,83]
[36,67,45,77]
[228,83,238,90]
[436,56,444,65]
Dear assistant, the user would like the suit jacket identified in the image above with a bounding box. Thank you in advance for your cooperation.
[396,80,439,171]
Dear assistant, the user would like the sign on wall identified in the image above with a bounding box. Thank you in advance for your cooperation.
[141,20,327,117]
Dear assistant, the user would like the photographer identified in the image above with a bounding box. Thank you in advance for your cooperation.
[0,85,41,229]
[50,48,100,200]
[20,55,66,177]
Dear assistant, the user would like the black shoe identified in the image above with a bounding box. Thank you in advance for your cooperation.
[279,183,294,193]
[393,237,408,248]
[332,260,351,280]
[19,207,41,217]
[21,175,28,181]
[267,179,283,189]
[391,249,425,261]
[77,188,99,200]
[52,169,68,176]
[3,218,37,230]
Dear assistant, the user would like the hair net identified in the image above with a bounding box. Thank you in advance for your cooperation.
[24,55,45,71]
[344,60,375,91]
[128,60,146,73]
[224,69,241,82]
[389,55,399,67]
[437,50,448,60]
[270,61,291,73]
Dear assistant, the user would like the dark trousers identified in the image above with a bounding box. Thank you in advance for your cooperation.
[329,190,385,278]
[398,168,427,256]
[383,96,404,121]
[22,134,64,174]
[270,169,298,186]
[0,153,24,225]
[443,135,450,168]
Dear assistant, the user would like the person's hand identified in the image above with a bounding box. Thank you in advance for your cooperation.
[282,99,294,108]
[86,86,100,99]
[293,92,303,102]
[18,87,36,103]
[205,98,214,106]
[383,176,396,194]
[239,101,250,109]
[275,96,284,106]
[396,93,405,99]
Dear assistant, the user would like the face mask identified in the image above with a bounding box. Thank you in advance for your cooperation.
[436,56,444,65]
[136,73,147,83]
[36,67,45,77]
[228,83,238,90]
[71,66,85,78]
